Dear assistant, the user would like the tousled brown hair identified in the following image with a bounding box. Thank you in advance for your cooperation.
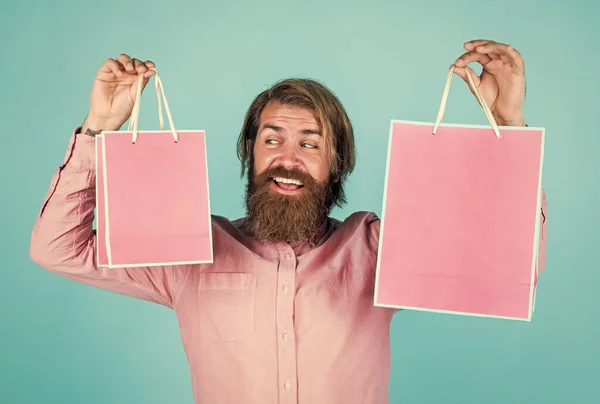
[237,78,356,208]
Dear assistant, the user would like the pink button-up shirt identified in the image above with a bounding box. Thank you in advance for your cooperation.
[30,128,548,404]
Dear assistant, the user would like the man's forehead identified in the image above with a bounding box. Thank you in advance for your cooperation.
[259,103,320,126]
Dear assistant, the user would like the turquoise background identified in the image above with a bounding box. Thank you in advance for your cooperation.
[1,0,598,403]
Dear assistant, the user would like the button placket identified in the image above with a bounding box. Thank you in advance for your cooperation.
[275,244,298,402]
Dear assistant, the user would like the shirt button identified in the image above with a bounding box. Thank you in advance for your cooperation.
[282,284,291,293]
[282,331,289,341]
[284,252,292,260]
[284,380,291,391]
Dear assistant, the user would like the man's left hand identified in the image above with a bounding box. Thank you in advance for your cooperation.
[454,39,526,127]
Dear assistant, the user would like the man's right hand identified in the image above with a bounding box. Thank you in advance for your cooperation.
[81,54,156,134]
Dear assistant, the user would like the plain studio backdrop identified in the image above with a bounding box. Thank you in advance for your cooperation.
[1,0,598,403]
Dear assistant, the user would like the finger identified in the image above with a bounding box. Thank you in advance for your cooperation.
[475,42,510,55]
[116,53,135,72]
[455,51,493,67]
[143,60,156,78]
[100,58,123,77]
[464,39,496,51]
[498,53,512,64]
[132,58,148,74]
[452,66,488,109]
[485,52,506,67]
[481,58,508,75]
[452,65,468,81]
[476,43,524,68]
[476,49,511,64]
[133,60,156,90]
[452,65,481,87]
[466,48,502,62]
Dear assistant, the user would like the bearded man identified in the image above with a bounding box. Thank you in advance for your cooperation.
[30,39,548,404]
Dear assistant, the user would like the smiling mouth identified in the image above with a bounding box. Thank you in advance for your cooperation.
[272,177,304,191]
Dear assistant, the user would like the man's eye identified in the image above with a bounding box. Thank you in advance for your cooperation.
[266,139,279,145]
[302,143,317,149]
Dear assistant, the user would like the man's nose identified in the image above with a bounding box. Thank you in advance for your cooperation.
[278,144,301,170]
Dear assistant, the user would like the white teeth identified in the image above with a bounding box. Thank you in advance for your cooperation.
[274,177,303,186]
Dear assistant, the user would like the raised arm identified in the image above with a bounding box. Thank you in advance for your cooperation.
[29,55,189,309]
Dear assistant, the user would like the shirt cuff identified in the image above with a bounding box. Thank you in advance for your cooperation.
[61,126,96,172]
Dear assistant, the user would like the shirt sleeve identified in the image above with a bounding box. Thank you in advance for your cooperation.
[29,128,190,309]
[367,187,549,274]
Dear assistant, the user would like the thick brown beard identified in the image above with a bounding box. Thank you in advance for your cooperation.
[245,165,334,244]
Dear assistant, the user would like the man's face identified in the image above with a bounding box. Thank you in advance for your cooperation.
[245,102,334,244]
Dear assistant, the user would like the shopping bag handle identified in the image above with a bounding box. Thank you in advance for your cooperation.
[433,64,501,139]
[127,68,179,143]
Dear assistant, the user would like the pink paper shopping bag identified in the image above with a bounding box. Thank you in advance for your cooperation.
[96,70,213,268]
[374,65,545,321]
